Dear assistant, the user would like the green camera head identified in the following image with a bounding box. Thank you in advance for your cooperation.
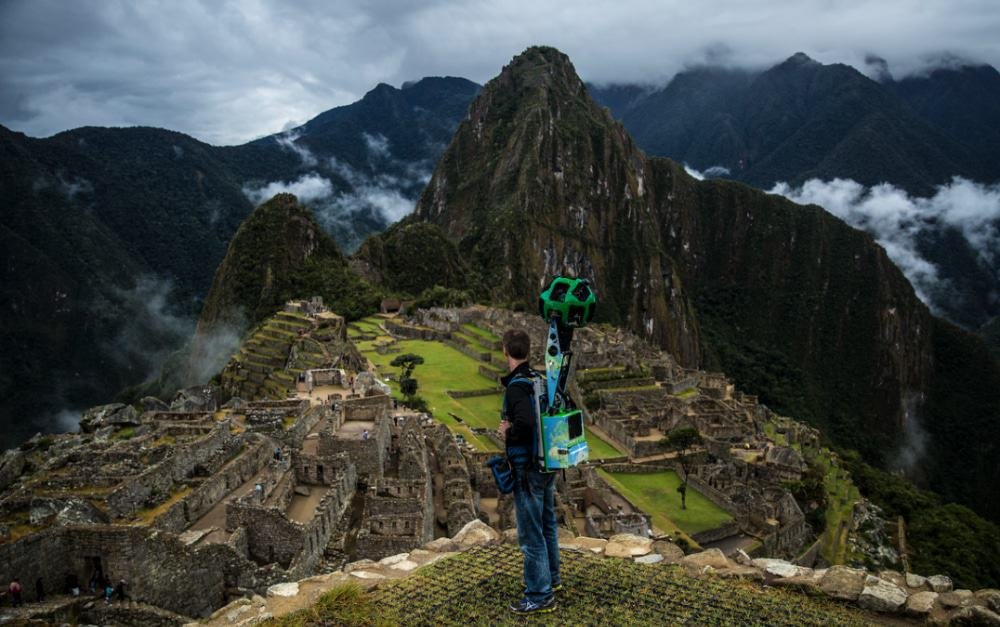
[538,276,597,328]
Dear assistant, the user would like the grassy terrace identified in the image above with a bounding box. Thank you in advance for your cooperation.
[353,319,620,457]
[597,469,734,537]
[268,545,877,626]
[585,430,623,460]
[811,451,862,565]
[363,337,501,451]
[462,322,498,341]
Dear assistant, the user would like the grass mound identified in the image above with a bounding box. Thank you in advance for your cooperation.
[267,583,398,626]
[282,545,877,626]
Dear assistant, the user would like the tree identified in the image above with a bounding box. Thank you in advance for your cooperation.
[390,353,425,403]
[662,427,703,510]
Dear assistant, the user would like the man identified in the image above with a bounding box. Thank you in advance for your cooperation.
[498,329,561,615]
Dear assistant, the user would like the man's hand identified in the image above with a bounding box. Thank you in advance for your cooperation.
[499,419,511,441]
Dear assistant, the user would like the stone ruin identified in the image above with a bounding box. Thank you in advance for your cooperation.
[401,307,822,561]
[0,303,916,623]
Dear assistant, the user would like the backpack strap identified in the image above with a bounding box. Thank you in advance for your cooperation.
[504,374,544,471]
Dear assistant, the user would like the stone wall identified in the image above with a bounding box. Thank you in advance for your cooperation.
[106,420,235,517]
[685,475,744,523]
[585,512,651,538]
[294,450,353,486]
[288,461,357,577]
[384,320,446,341]
[691,521,742,545]
[270,405,326,448]
[355,475,434,561]
[319,415,390,480]
[446,387,501,399]
[153,438,273,533]
[444,338,492,362]
[0,525,281,619]
[342,394,390,422]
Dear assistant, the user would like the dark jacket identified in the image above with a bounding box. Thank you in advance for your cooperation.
[501,361,537,451]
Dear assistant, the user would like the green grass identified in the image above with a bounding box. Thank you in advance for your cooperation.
[361,545,877,626]
[112,426,136,440]
[362,339,502,447]
[348,316,385,336]
[267,583,398,627]
[462,322,498,342]
[763,422,788,446]
[598,470,734,536]
[812,452,862,565]
[585,430,622,460]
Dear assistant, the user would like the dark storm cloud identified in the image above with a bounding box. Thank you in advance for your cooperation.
[1,0,998,145]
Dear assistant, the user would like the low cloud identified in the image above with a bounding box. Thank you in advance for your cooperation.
[242,173,334,205]
[327,156,420,223]
[94,275,196,379]
[275,130,318,167]
[891,391,928,480]
[769,177,1000,313]
[684,164,730,180]
[363,132,391,160]
[186,313,246,388]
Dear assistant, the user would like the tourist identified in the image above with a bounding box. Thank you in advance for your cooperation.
[362,429,369,440]
[8,579,23,607]
[35,577,43,602]
[498,329,560,615]
[115,579,127,602]
[104,581,114,603]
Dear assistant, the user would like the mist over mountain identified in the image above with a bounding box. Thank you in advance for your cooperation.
[0,76,479,449]
[589,54,1000,331]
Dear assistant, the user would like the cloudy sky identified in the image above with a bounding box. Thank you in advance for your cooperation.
[2,0,999,145]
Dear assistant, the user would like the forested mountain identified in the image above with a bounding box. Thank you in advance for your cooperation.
[589,54,1000,331]
[590,52,997,194]
[0,77,479,448]
[363,46,999,525]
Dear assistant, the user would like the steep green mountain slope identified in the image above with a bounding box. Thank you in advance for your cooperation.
[361,46,999,525]
[0,77,478,445]
[372,48,704,365]
[893,63,1000,169]
[367,46,929,460]
[591,56,1000,333]
[0,124,250,448]
[186,193,379,383]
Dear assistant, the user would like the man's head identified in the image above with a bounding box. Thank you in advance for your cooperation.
[502,329,530,365]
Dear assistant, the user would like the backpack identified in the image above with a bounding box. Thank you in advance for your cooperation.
[505,369,589,472]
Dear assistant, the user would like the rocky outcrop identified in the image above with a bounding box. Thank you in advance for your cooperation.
[78,403,139,433]
[451,519,500,549]
[819,565,868,601]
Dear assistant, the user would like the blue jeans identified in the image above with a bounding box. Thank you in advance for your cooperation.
[513,466,561,603]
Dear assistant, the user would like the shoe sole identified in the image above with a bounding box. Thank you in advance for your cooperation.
[511,606,556,615]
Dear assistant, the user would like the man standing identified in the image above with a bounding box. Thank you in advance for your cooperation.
[498,329,560,615]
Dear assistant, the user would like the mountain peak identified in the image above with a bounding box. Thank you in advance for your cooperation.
[785,51,819,65]
[494,45,586,96]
